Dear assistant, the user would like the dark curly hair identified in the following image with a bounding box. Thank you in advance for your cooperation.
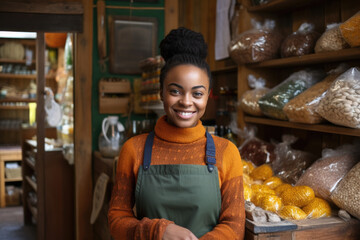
[159,27,212,92]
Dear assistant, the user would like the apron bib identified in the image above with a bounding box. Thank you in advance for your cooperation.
[135,131,221,238]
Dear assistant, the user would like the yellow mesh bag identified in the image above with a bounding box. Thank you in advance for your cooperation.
[251,192,273,207]
[251,184,276,196]
[244,184,253,201]
[260,194,283,213]
[275,183,292,196]
[302,197,331,219]
[243,174,253,186]
[250,164,273,181]
[279,205,307,220]
[281,185,315,207]
[263,176,283,189]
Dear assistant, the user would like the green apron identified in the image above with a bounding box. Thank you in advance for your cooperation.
[135,131,221,238]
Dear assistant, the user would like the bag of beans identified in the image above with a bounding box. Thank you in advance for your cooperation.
[271,135,317,185]
[229,19,282,64]
[238,126,276,166]
[281,23,320,58]
[258,69,325,120]
[339,11,360,47]
[283,64,348,124]
[331,162,360,220]
[240,74,270,116]
[316,67,360,128]
[315,23,349,53]
[296,144,360,202]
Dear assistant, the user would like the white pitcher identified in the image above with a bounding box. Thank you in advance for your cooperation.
[99,116,125,158]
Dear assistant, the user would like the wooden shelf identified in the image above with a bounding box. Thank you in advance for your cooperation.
[246,48,360,68]
[244,116,360,137]
[0,73,55,80]
[211,65,237,75]
[0,98,36,103]
[24,157,35,170]
[25,175,37,192]
[5,177,22,182]
[27,200,38,222]
[0,59,35,64]
[0,105,29,110]
[246,0,326,13]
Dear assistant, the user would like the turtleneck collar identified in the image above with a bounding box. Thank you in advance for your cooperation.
[154,116,206,143]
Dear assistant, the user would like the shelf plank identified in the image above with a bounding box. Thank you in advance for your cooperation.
[0,98,36,103]
[0,59,35,64]
[246,0,326,13]
[0,105,29,110]
[0,73,54,80]
[246,48,360,68]
[244,116,360,137]
[25,175,37,192]
[27,200,38,222]
[211,65,237,75]
[5,177,22,182]
[25,157,35,170]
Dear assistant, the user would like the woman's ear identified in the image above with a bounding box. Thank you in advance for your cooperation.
[160,88,164,101]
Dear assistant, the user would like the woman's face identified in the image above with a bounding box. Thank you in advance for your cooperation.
[161,64,210,128]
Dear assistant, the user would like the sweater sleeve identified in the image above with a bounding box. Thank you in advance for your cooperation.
[108,138,174,240]
[200,141,245,240]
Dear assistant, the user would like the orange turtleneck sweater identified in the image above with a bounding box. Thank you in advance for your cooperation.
[108,116,245,239]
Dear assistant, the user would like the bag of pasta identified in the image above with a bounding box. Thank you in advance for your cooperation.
[315,23,349,53]
[229,19,282,64]
[283,64,348,124]
[296,143,360,202]
[258,69,325,120]
[240,74,270,116]
[281,22,320,58]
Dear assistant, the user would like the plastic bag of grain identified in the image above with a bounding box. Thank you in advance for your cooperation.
[331,162,360,219]
[315,23,349,53]
[240,74,270,116]
[271,135,317,185]
[339,11,360,47]
[281,22,320,58]
[229,19,282,64]
[316,67,360,128]
[258,69,325,120]
[238,126,276,166]
[283,64,348,124]
[296,144,360,202]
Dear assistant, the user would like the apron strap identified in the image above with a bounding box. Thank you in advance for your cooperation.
[205,132,216,172]
[143,131,155,171]
[143,131,216,172]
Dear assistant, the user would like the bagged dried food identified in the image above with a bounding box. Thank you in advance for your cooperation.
[281,23,320,58]
[339,11,360,47]
[263,176,283,189]
[283,64,348,124]
[315,23,349,53]
[331,162,360,219]
[296,144,360,202]
[302,197,331,219]
[258,69,325,120]
[280,185,315,208]
[229,19,282,64]
[240,74,270,116]
[250,164,273,181]
[316,67,360,128]
[272,135,317,185]
[279,205,307,220]
[260,194,282,213]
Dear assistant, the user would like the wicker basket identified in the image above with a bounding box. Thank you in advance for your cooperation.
[5,167,22,179]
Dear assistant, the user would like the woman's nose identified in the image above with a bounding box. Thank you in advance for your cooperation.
[179,94,192,106]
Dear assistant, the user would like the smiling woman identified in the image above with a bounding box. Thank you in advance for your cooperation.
[108,27,245,240]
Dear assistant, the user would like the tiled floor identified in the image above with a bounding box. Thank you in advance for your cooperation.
[0,206,36,240]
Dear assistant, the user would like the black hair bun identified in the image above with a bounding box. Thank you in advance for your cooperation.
[159,27,208,62]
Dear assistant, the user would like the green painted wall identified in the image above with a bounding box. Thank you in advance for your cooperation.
[92,0,165,150]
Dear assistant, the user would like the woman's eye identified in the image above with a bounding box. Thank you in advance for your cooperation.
[193,92,204,98]
[170,89,180,95]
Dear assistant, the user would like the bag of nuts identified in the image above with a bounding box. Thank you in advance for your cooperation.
[229,19,282,64]
[315,23,349,53]
[281,22,320,58]
[316,67,360,128]
[258,69,325,120]
[339,11,360,47]
[331,161,360,220]
[283,64,348,124]
[240,74,270,116]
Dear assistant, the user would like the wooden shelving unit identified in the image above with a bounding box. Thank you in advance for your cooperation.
[246,0,326,13]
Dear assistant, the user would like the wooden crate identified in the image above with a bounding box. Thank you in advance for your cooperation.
[99,79,131,114]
